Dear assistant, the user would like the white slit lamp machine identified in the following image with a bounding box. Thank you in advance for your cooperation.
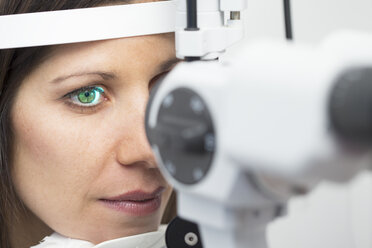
[2,1,372,248]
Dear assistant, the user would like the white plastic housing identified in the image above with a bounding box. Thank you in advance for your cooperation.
[220,0,248,11]
[174,0,245,59]
[147,31,372,248]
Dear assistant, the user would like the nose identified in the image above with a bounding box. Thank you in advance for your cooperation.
[115,91,158,170]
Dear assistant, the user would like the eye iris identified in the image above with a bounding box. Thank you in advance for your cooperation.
[78,89,96,103]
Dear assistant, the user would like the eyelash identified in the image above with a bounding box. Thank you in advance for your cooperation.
[63,85,107,112]
[61,71,171,113]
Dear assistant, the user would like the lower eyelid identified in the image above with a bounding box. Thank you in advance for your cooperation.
[63,101,106,114]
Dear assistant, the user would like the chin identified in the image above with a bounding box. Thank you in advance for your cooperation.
[90,217,161,244]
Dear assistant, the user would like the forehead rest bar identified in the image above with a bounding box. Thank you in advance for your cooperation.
[0,1,175,49]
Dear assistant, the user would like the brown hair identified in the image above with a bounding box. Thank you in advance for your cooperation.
[0,1,176,247]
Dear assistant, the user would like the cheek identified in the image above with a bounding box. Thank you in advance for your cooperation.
[11,97,110,216]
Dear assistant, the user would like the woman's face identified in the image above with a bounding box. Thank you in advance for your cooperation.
[11,33,177,244]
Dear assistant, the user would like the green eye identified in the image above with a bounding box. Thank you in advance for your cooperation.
[78,89,97,104]
[69,86,105,107]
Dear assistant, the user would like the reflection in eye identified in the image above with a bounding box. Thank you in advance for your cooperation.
[67,86,106,107]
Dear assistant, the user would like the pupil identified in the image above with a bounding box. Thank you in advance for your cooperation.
[78,89,97,104]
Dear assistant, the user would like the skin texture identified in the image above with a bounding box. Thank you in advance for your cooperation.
[11,32,177,245]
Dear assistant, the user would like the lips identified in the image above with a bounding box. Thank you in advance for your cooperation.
[99,187,165,216]
[104,187,164,201]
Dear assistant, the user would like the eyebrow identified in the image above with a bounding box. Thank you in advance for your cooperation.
[50,71,116,84]
[50,58,181,84]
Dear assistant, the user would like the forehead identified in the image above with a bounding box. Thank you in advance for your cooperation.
[47,32,174,60]
[28,33,175,85]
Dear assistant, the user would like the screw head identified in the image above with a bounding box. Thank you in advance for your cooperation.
[184,232,198,246]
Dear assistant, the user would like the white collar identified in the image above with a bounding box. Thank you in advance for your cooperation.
[94,225,166,248]
[32,226,167,248]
